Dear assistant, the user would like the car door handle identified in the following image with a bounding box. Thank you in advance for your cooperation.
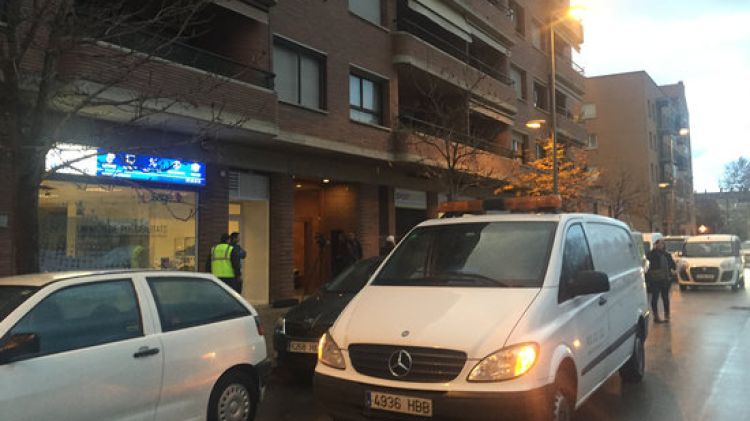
[598,296,608,306]
[133,347,160,359]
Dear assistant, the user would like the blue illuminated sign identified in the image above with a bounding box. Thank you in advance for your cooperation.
[96,152,206,186]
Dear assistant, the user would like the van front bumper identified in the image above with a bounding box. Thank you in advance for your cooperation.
[314,373,553,420]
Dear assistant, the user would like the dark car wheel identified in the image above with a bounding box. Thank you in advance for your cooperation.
[620,331,645,383]
[208,370,259,421]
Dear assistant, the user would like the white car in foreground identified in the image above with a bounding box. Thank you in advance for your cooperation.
[678,235,745,291]
[0,270,270,421]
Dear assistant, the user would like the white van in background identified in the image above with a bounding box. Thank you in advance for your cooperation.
[677,235,745,291]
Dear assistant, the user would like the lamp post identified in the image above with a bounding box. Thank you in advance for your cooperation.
[549,23,559,195]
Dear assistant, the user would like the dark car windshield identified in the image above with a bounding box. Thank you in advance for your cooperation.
[373,222,557,288]
[323,257,383,293]
[664,239,686,253]
[684,242,735,258]
[0,286,39,321]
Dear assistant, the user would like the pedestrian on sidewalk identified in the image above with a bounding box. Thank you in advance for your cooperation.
[380,235,396,256]
[205,233,242,294]
[647,238,676,323]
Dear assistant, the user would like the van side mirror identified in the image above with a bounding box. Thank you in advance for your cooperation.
[569,271,610,297]
[0,333,40,364]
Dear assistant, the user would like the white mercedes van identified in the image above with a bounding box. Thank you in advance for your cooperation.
[677,234,745,291]
[314,202,649,421]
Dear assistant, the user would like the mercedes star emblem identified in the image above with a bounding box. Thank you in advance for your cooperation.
[388,349,413,378]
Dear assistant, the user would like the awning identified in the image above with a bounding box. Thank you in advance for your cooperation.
[407,0,472,42]
[469,24,509,55]
[469,101,514,126]
[213,0,269,24]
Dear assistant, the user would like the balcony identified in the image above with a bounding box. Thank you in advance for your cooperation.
[110,31,275,89]
[555,54,585,95]
[392,26,516,113]
[554,107,588,144]
[398,114,514,158]
[451,0,517,44]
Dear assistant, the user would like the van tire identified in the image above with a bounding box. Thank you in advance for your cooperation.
[544,364,576,421]
[208,370,259,421]
[549,386,573,421]
[619,330,645,383]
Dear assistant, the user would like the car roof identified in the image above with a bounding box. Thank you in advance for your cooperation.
[416,213,625,227]
[0,270,212,288]
[686,235,738,242]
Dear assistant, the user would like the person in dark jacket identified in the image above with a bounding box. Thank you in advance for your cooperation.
[646,239,676,323]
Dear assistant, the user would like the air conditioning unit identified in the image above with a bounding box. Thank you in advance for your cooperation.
[228,171,269,201]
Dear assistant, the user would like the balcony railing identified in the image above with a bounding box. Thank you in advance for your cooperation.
[396,17,514,86]
[105,30,275,89]
[555,54,585,76]
[399,114,514,158]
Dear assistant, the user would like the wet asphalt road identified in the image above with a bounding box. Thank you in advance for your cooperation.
[256,273,750,421]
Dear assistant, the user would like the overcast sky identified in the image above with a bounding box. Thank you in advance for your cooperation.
[576,0,750,192]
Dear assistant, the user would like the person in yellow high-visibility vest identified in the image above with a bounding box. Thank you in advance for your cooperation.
[205,233,242,293]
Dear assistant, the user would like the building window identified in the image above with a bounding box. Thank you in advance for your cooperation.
[350,72,384,125]
[508,1,525,35]
[533,82,548,111]
[587,134,598,149]
[349,0,381,25]
[510,66,526,100]
[512,132,527,161]
[535,141,545,159]
[273,38,325,109]
[530,20,543,50]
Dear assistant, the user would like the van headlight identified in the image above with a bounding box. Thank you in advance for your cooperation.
[318,332,346,370]
[468,343,539,382]
[720,260,734,270]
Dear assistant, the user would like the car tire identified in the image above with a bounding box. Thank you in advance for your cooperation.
[548,381,574,421]
[208,370,259,421]
[619,330,645,383]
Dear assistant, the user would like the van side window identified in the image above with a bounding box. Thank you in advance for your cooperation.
[559,224,593,303]
[586,223,639,277]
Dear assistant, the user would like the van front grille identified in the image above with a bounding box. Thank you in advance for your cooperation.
[349,344,466,383]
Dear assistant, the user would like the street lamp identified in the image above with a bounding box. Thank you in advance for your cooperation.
[547,6,584,194]
[698,224,708,234]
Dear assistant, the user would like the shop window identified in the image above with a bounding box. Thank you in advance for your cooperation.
[38,180,197,271]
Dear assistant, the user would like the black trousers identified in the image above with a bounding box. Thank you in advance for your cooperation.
[219,277,243,294]
[651,282,671,317]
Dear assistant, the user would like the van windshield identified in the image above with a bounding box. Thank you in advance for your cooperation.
[372,222,557,288]
[684,242,735,258]
[663,239,686,253]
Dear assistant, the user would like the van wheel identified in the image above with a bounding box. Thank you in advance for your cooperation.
[549,383,573,421]
[208,370,259,421]
[619,330,645,383]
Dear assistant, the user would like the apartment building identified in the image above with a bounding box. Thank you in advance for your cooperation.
[0,0,587,304]
[585,72,695,234]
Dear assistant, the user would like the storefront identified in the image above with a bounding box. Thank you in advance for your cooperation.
[39,145,203,272]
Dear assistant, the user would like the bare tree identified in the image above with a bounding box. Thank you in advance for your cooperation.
[1,0,269,273]
[395,50,516,201]
[598,167,646,220]
[720,157,750,192]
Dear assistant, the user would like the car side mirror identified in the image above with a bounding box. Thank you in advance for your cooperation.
[0,333,40,365]
[569,271,610,297]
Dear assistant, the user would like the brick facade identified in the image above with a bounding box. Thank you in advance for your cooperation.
[0,156,13,277]
[356,184,381,259]
[269,174,295,301]
[198,165,230,273]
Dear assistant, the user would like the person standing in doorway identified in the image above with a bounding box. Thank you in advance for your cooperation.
[205,233,242,294]
[381,235,396,256]
[646,239,676,323]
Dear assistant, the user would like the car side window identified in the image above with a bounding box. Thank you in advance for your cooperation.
[8,280,142,358]
[147,277,250,332]
[559,224,594,303]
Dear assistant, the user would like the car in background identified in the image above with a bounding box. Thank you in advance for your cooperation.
[0,271,270,421]
[274,256,383,379]
[742,241,750,268]
[632,231,649,272]
[663,236,690,261]
[642,232,663,253]
[677,235,745,291]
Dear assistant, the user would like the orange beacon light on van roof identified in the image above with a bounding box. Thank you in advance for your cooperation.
[438,195,563,217]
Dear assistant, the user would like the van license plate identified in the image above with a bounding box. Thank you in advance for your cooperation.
[288,341,318,354]
[366,391,433,417]
[696,274,714,280]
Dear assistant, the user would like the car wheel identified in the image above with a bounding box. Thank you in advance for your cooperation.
[549,382,573,421]
[208,371,259,421]
[619,330,645,383]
